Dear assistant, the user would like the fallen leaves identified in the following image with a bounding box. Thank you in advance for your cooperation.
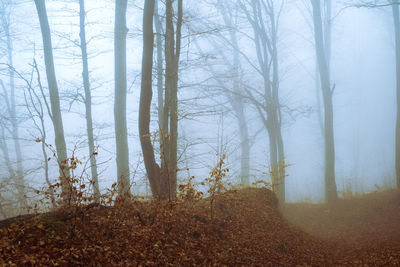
[0,188,399,265]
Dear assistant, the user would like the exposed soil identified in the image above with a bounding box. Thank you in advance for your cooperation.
[0,188,399,266]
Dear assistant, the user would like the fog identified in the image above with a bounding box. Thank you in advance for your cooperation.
[0,0,398,215]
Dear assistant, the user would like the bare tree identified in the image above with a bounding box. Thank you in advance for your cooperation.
[218,0,250,186]
[154,0,164,130]
[239,0,286,201]
[347,0,400,189]
[139,0,162,198]
[23,59,55,206]
[34,0,71,201]
[114,0,130,197]
[311,0,338,202]
[0,0,26,208]
[391,0,400,189]
[79,0,100,202]
[160,0,182,199]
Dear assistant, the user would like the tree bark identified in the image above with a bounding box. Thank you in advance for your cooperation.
[79,0,100,202]
[162,0,182,199]
[114,0,130,197]
[392,0,400,189]
[34,0,70,201]
[154,0,164,131]
[139,0,163,198]
[311,0,337,202]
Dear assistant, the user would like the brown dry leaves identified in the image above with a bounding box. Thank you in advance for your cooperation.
[0,188,399,266]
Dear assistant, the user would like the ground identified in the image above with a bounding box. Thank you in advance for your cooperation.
[281,190,400,266]
[0,188,399,266]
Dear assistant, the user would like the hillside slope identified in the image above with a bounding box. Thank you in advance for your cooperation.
[0,188,399,266]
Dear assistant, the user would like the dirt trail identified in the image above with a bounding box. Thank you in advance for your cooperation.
[281,190,400,265]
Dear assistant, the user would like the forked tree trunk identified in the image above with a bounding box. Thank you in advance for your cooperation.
[241,0,285,201]
[161,0,182,199]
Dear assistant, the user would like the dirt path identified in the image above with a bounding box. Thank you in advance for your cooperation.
[281,190,400,265]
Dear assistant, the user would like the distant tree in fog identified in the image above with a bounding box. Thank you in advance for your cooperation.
[0,0,26,208]
[238,0,286,201]
[390,0,400,189]
[310,0,338,202]
[345,0,400,190]
[114,0,130,197]
[217,0,250,186]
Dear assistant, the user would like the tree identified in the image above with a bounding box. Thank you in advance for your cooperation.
[0,0,25,208]
[217,0,250,186]
[160,0,182,199]
[239,0,286,201]
[391,0,400,189]
[310,0,338,202]
[139,0,161,197]
[23,59,56,206]
[79,0,100,202]
[34,0,70,200]
[315,0,332,138]
[114,0,130,197]
[139,0,183,200]
[154,0,164,130]
[348,0,400,189]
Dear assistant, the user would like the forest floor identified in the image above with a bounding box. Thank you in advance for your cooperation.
[281,189,400,266]
[0,187,399,266]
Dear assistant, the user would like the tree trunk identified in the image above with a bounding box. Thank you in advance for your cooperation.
[311,0,337,202]
[392,0,400,189]
[114,0,130,197]
[79,0,100,202]
[154,0,164,132]
[242,0,285,201]
[221,0,251,186]
[139,0,165,198]
[0,124,15,182]
[270,7,285,202]
[34,0,70,201]
[165,0,176,198]
[162,0,182,199]
[236,99,250,185]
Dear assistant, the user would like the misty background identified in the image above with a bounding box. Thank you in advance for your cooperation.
[0,0,397,218]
